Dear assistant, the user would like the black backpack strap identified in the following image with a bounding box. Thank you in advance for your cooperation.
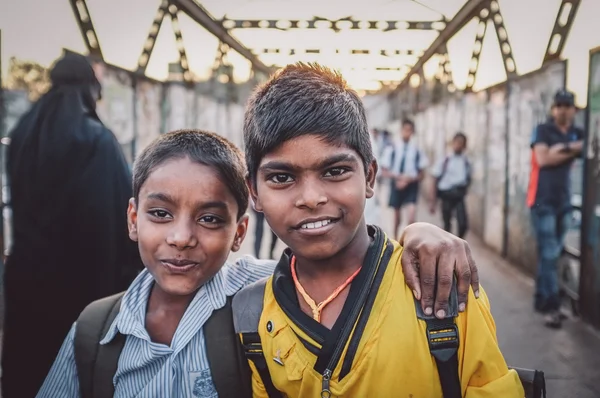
[233,277,282,398]
[74,292,126,398]
[204,296,252,398]
[415,280,462,398]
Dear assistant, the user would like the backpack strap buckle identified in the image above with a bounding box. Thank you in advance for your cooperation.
[425,318,459,363]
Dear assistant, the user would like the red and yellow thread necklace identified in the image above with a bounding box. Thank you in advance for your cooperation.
[290,255,362,323]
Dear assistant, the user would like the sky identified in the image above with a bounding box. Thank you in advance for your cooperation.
[1,0,599,106]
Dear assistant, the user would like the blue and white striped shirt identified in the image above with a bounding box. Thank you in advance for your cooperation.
[36,256,275,398]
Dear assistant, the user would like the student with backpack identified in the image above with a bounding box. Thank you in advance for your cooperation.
[37,129,486,397]
[381,119,429,240]
[430,132,472,238]
[234,63,524,397]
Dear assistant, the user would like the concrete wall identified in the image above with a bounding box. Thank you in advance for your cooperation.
[506,62,566,273]
[2,59,250,166]
[382,61,583,274]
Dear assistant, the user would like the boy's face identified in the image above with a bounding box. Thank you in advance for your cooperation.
[127,157,248,297]
[251,135,376,261]
[401,124,414,141]
[452,137,466,153]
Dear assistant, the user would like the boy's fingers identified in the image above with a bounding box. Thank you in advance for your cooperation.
[455,242,472,312]
[433,248,454,318]
[417,247,437,316]
[401,249,421,300]
[464,241,480,298]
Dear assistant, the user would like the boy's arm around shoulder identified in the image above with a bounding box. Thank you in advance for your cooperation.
[36,324,80,398]
[222,256,276,296]
[458,287,524,397]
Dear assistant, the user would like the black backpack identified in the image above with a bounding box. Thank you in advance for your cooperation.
[73,292,252,398]
[232,278,546,398]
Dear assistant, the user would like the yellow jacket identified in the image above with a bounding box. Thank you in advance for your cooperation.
[247,239,524,397]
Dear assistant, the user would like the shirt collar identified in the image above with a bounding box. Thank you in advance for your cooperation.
[100,268,227,346]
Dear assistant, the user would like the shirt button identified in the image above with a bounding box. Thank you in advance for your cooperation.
[266,320,273,333]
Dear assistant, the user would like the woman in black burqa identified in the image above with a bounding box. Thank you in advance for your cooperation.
[2,52,142,397]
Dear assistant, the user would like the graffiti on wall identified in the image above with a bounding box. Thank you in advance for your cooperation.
[506,61,567,271]
[92,62,135,163]
[484,87,508,253]
[463,92,487,236]
[135,80,162,156]
[2,90,30,136]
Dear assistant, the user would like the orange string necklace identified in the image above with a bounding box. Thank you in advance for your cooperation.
[290,255,362,323]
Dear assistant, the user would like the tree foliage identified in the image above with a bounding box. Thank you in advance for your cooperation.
[6,57,50,101]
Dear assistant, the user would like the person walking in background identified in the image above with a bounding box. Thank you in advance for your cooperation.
[381,119,428,239]
[429,132,471,239]
[528,89,584,329]
[2,52,142,397]
[252,198,278,259]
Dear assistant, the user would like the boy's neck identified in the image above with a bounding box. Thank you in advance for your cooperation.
[294,222,372,296]
[148,283,196,315]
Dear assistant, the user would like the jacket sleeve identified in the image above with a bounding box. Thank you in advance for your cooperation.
[458,287,525,397]
[246,360,270,398]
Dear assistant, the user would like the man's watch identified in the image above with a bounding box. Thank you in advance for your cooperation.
[564,141,571,152]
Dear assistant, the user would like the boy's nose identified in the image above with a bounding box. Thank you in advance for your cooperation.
[166,222,198,249]
[295,182,328,209]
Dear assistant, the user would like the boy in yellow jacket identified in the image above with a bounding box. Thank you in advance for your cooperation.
[234,63,524,397]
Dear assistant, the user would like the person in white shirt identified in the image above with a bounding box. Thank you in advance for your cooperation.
[381,119,429,239]
[429,132,472,238]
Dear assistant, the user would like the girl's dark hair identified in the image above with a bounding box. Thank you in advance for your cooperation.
[132,130,249,219]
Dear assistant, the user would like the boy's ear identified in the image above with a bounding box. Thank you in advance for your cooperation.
[127,198,139,242]
[366,159,378,199]
[231,214,249,252]
[246,177,262,211]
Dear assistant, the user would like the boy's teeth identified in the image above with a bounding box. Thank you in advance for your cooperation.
[301,219,331,229]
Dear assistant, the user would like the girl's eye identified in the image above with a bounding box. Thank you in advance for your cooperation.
[325,167,348,177]
[149,209,171,219]
[269,174,294,184]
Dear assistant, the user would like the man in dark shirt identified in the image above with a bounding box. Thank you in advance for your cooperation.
[527,90,584,328]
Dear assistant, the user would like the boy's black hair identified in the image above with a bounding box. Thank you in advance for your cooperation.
[243,62,373,183]
[453,132,467,146]
[402,119,415,130]
[132,129,249,219]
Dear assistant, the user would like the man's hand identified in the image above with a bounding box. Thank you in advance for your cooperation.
[570,140,583,154]
[395,175,410,190]
[399,222,480,319]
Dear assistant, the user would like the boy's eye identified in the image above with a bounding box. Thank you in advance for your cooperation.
[199,215,222,224]
[148,209,172,219]
[324,167,349,177]
[268,174,294,184]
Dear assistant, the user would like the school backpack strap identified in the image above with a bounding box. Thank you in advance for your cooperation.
[74,291,126,398]
[204,296,253,398]
[415,282,547,398]
[415,281,462,398]
[232,277,282,398]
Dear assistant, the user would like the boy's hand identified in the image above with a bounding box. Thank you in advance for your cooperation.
[429,202,436,215]
[399,222,479,319]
